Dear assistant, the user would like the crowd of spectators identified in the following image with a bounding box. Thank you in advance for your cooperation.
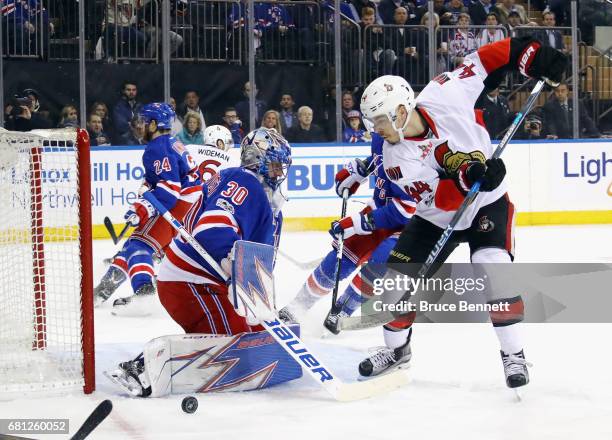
[3,1,608,141]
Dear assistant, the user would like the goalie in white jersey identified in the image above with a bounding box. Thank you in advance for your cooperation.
[347,37,567,388]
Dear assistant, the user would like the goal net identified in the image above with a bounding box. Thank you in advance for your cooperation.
[0,128,94,396]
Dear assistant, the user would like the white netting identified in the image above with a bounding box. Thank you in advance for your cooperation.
[0,129,87,396]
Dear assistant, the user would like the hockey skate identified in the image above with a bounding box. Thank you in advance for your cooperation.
[278,305,300,324]
[94,266,127,307]
[500,350,530,388]
[358,339,412,378]
[111,283,157,317]
[104,355,151,397]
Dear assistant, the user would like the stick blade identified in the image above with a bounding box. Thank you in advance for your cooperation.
[334,370,410,402]
[70,399,113,440]
[103,217,119,244]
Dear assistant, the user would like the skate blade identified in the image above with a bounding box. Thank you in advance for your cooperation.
[513,388,523,402]
[111,295,157,317]
[103,370,141,397]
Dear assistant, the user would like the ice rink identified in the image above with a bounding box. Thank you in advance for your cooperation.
[1,224,612,440]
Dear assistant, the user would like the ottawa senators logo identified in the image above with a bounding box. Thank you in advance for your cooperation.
[434,142,486,175]
[384,84,394,92]
[477,216,495,232]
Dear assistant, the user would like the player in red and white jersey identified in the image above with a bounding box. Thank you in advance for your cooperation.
[356,37,567,388]
[184,124,241,182]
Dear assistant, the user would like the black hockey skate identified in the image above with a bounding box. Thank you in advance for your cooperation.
[94,266,127,307]
[112,283,157,316]
[500,350,530,388]
[104,354,151,397]
[278,306,300,324]
[359,339,412,377]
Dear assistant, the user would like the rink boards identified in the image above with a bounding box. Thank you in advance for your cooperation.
[80,139,612,237]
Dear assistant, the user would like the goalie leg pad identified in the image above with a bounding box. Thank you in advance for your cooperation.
[143,329,303,396]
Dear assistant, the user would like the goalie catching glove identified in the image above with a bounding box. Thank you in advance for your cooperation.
[125,197,156,227]
[335,157,371,197]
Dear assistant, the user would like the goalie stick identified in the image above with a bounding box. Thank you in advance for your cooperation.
[277,249,323,271]
[142,191,409,401]
[338,79,547,331]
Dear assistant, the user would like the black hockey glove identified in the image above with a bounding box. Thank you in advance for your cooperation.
[523,43,568,85]
[463,158,506,192]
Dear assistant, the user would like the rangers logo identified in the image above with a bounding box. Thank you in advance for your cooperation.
[478,216,495,232]
[385,166,403,181]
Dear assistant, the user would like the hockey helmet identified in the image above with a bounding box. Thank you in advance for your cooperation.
[360,75,415,139]
[204,125,234,151]
[240,128,291,191]
[139,103,175,130]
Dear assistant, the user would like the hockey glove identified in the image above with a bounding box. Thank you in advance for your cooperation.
[517,40,567,85]
[335,157,371,197]
[329,212,375,240]
[125,198,156,227]
[458,158,506,193]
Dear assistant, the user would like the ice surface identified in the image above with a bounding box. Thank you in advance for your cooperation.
[0,225,611,440]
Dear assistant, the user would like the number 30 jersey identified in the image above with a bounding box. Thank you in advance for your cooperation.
[157,167,281,288]
[382,39,514,230]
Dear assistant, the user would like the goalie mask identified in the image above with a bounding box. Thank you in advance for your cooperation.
[360,75,415,140]
[240,128,292,192]
[204,125,234,151]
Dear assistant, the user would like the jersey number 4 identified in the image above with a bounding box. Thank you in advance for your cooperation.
[221,181,249,205]
[153,157,172,175]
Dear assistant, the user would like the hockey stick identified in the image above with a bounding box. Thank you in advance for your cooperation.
[142,191,409,401]
[338,79,547,331]
[103,216,130,245]
[70,399,113,440]
[277,248,324,271]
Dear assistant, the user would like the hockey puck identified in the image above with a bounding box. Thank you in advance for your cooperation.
[181,396,198,414]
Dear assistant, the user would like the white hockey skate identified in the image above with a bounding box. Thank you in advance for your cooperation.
[111,283,157,317]
[104,355,151,397]
[358,340,412,378]
[500,349,530,389]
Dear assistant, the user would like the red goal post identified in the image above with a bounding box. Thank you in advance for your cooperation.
[0,127,94,396]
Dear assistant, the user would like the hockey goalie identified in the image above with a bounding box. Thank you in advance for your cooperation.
[105,128,302,396]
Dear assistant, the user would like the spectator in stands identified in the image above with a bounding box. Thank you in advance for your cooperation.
[138,0,183,58]
[222,107,244,145]
[90,102,113,138]
[425,0,452,25]
[351,0,383,23]
[535,11,565,52]
[476,87,514,139]
[387,7,425,82]
[278,94,298,133]
[378,0,417,25]
[255,2,297,59]
[449,13,477,67]
[87,113,111,146]
[286,106,325,142]
[542,82,601,139]
[168,97,183,136]
[343,110,371,142]
[58,105,79,128]
[1,0,53,57]
[420,12,448,74]
[515,112,545,140]
[342,91,357,128]
[261,110,283,135]
[178,90,206,133]
[235,81,267,128]
[446,0,468,25]
[477,12,505,47]
[119,116,146,145]
[4,93,51,131]
[495,0,526,24]
[176,112,204,145]
[22,88,52,126]
[469,0,495,26]
[362,7,392,77]
[112,80,141,142]
[504,10,522,38]
[104,0,148,60]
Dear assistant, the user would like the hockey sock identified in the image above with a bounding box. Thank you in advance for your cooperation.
[125,240,156,294]
[383,325,412,350]
[494,323,524,355]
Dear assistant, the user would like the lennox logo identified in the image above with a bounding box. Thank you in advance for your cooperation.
[519,45,536,76]
[264,318,333,383]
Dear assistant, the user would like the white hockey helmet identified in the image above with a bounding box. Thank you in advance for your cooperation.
[204,125,234,151]
[360,75,415,139]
